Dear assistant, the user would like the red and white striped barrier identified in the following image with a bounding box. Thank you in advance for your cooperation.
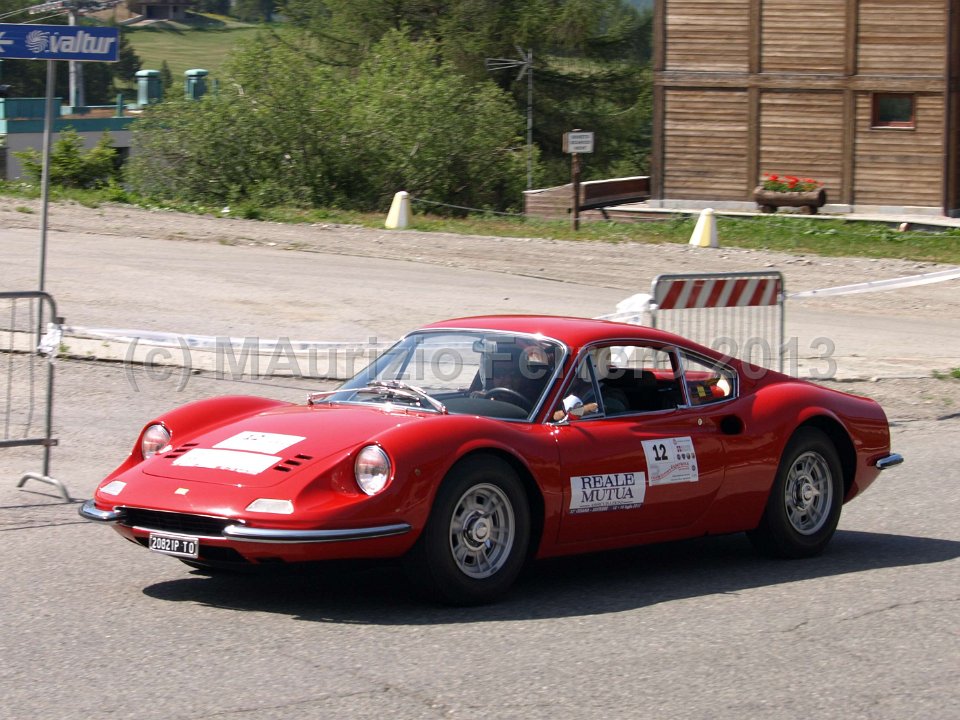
[653,274,783,310]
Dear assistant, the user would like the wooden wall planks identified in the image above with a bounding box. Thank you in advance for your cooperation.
[663,90,749,199]
[655,0,957,211]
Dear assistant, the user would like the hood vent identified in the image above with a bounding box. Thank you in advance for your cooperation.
[163,442,198,460]
[273,453,314,473]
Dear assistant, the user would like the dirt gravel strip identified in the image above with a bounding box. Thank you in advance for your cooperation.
[3,197,959,319]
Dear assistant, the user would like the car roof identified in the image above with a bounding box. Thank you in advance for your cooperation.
[422,315,697,351]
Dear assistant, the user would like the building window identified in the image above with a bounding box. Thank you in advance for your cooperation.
[872,94,915,129]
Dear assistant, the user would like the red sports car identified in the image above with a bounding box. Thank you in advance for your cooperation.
[81,316,901,604]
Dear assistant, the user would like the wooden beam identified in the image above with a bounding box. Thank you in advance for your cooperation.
[657,71,946,94]
[844,0,858,77]
[749,0,761,74]
[746,85,760,197]
[842,88,856,205]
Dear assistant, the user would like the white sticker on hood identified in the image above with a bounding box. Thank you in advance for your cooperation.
[213,431,305,455]
[173,448,280,475]
[642,436,699,485]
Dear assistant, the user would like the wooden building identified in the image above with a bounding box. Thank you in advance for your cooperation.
[651,1,960,215]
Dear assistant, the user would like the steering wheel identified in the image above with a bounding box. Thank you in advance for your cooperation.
[479,387,532,412]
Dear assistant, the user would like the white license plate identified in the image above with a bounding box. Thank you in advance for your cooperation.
[148,532,199,559]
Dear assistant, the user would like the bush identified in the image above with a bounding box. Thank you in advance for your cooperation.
[15,129,118,189]
[126,29,532,212]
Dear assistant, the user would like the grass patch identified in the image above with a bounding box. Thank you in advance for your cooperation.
[126,22,264,79]
[933,368,960,380]
[4,181,960,264]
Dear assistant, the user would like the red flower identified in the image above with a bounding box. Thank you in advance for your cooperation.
[760,172,821,193]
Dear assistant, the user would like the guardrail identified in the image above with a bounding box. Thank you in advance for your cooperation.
[0,291,70,501]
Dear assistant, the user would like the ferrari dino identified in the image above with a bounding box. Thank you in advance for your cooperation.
[81,315,901,604]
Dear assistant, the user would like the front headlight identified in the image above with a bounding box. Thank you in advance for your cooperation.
[141,424,171,460]
[355,445,391,496]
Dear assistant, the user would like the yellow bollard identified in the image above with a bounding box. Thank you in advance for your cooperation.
[385,191,411,230]
[688,208,719,248]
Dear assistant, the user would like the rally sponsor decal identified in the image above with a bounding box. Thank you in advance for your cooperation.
[213,431,305,455]
[642,436,699,485]
[569,471,646,514]
[173,448,280,475]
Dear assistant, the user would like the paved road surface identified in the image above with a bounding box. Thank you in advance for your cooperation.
[1,221,957,719]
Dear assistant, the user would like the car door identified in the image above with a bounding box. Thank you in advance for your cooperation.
[554,343,731,544]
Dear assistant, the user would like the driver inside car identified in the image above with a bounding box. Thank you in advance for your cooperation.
[471,340,554,413]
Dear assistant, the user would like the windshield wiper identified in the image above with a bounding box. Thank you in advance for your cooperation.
[362,380,448,414]
[309,381,447,413]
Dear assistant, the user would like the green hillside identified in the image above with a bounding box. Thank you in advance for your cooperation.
[125,18,263,81]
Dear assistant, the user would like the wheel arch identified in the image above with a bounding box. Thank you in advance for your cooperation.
[447,448,546,559]
[794,415,856,499]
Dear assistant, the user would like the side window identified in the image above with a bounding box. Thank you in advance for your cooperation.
[601,345,684,413]
[679,352,737,406]
[556,344,685,418]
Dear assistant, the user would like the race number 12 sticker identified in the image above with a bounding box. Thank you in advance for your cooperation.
[642,436,699,485]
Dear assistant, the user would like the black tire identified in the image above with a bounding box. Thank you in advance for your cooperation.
[404,456,531,605]
[747,427,844,559]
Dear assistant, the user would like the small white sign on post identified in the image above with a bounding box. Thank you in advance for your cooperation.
[563,131,594,154]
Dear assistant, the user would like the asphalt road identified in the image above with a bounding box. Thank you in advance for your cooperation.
[1,222,958,719]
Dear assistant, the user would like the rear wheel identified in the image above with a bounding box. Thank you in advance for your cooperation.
[405,456,530,605]
[748,427,844,558]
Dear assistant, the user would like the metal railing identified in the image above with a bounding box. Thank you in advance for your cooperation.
[0,291,69,501]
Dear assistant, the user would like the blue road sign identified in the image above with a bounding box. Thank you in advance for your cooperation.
[0,23,119,62]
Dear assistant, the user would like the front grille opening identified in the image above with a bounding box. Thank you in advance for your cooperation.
[273,465,291,473]
[123,508,233,536]
[294,454,313,460]
[199,546,249,563]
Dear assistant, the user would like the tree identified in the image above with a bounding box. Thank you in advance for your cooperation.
[127,29,528,211]
[232,0,275,22]
[159,61,174,96]
[276,0,653,184]
[113,30,143,87]
[15,128,118,188]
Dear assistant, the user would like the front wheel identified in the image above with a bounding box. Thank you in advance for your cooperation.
[405,456,530,605]
[748,427,844,558]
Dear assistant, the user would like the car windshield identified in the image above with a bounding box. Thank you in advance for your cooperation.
[313,330,565,421]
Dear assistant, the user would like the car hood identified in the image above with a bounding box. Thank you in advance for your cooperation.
[141,403,425,489]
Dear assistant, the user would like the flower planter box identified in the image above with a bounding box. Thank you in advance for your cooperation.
[753,186,827,214]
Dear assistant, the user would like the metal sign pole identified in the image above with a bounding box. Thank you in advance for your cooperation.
[38,58,55,293]
[571,152,581,231]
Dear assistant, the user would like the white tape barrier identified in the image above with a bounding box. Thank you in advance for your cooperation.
[789,267,960,299]
[62,327,393,379]
[59,265,959,376]
[64,327,392,353]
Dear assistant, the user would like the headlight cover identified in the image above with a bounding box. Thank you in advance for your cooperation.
[246,498,294,514]
[355,445,391,495]
[141,424,171,460]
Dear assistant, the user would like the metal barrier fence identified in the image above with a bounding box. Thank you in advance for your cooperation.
[0,291,69,501]
[650,271,785,371]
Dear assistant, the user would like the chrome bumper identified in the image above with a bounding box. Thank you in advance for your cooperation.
[875,453,904,470]
[78,499,411,543]
[79,499,124,523]
[221,523,412,543]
